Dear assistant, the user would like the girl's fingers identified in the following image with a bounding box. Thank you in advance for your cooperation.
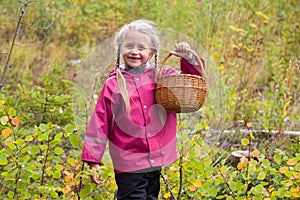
[170,48,193,60]
[169,50,183,57]
[172,42,193,59]
[175,42,190,53]
[91,170,103,185]
[175,44,185,53]
[90,164,103,185]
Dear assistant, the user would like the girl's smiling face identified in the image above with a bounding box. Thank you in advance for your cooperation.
[121,31,155,68]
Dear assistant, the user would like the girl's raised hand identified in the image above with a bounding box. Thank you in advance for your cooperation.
[89,163,103,185]
[169,42,193,60]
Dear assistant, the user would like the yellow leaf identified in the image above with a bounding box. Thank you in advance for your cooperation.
[64,173,74,183]
[229,25,247,34]
[163,192,171,199]
[279,166,289,173]
[188,185,196,192]
[169,166,177,171]
[201,192,206,196]
[64,175,72,183]
[275,148,282,153]
[247,122,253,128]
[250,23,257,29]
[293,193,300,198]
[231,171,238,179]
[268,188,274,192]
[0,116,9,125]
[287,158,297,166]
[245,47,254,52]
[230,100,236,105]
[249,131,255,140]
[255,11,270,20]
[109,182,118,190]
[272,191,280,197]
[231,44,238,49]
[252,150,260,157]
[237,162,244,170]
[62,186,72,194]
[292,187,300,197]
[171,188,178,194]
[2,128,11,138]
[263,20,269,24]
[290,188,299,193]
[11,117,20,126]
[194,180,202,187]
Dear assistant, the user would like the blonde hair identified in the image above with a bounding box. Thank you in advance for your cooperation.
[115,19,159,114]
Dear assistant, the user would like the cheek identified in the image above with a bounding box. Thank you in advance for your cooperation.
[143,51,152,59]
[121,51,129,60]
[120,48,128,56]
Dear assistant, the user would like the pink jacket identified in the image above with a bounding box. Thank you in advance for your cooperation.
[82,58,204,172]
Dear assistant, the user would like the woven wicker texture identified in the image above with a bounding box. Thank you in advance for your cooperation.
[155,50,208,113]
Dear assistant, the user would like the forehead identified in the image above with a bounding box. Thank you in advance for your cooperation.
[123,31,152,45]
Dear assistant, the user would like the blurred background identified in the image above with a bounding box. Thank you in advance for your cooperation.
[0,0,299,199]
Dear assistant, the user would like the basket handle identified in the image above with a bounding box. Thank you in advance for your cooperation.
[158,49,205,78]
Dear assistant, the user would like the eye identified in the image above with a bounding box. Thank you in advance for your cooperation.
[138,46,146,50]
[124,45,134,49]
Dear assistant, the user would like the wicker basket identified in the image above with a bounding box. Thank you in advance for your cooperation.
[155,50,208,113]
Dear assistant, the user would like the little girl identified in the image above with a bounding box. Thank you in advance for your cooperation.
[82,19,204,200]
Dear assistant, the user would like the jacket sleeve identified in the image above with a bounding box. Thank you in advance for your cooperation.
[180,57,205,76]
[81,82,113,164]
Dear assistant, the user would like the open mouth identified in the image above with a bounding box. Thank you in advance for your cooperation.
[128,56,140,60]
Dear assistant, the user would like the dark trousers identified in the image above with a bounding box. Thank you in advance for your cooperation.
[115,169,161,200]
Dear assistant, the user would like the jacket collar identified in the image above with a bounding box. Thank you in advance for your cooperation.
[110,62,155,77]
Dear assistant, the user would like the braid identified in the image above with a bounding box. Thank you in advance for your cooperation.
[116,68,130,114]
[115,47,130,114]
[154,54,158,69]
[116,48,120,68]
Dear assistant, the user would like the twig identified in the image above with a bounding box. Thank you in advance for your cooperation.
[0,1,28,90]
[77,162,84,200]
[0,0,53,89]
[4,1,55,30]
[160,172,177,200]
[177,154,183,200]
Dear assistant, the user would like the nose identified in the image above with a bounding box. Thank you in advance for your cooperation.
[129,48,138,54]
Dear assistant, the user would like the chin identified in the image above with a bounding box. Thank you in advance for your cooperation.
[129,64,142,68]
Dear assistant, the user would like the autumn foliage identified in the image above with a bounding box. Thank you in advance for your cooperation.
[0,0,299,199]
